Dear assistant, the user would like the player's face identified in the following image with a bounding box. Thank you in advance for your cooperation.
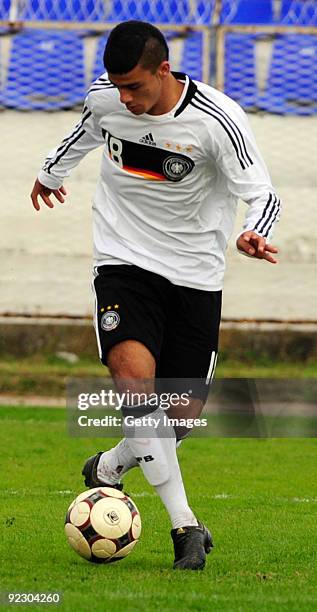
[108,61,170,115]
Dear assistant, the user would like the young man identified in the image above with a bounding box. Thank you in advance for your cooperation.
[31,21,280,570]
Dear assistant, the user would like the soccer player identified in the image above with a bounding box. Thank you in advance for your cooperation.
[31,21,281,570]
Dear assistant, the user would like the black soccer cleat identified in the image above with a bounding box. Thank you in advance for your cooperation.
[82,452,123,491]
[171,521,213,570]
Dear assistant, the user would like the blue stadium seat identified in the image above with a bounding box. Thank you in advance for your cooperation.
[2,0,215,24]
[0,30,86,110]
[196,1,215,24]
[92,34,109,82]
[181,31,203,81]
[224,33,259,109]
[21,0,106,21]
[220,0,273,23]
[0,0,10,19]
[102,1,186,23]
[280,0,317,25]
[102,1,214,24]
[259,34,317,114]
[0,0,12,32]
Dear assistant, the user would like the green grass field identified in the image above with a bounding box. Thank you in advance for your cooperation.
[1,405,317,611]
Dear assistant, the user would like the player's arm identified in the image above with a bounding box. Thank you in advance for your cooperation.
[211,105,281,263]
[31,99,104,211]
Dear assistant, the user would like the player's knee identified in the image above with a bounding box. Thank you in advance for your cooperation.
[107,339,156,386]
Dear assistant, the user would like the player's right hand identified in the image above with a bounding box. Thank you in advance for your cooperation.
[31,178,67,211]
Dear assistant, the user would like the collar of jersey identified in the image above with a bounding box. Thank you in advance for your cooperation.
[142,72,197,121]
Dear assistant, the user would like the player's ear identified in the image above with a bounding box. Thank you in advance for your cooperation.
[157,61,170,79]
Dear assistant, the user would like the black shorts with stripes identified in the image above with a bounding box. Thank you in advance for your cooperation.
[93,264,222,402]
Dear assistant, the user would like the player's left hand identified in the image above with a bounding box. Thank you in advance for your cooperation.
[236,231,278,264]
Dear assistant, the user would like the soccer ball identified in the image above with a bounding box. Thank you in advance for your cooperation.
[65,487,141,563]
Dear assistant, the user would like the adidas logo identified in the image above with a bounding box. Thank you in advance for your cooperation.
[139,132,156,146]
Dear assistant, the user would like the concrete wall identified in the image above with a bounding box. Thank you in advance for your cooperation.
[1,318,316,361]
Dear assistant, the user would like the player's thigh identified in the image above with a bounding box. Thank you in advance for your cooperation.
[93,264,169,380]
[156,287,222,403]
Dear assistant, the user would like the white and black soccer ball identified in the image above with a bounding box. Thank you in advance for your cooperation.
[65,487,141,563]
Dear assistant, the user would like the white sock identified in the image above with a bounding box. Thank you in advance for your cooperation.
[96,437,183,486]
[155,446,198,529]
[123,406,198,529]
[97,438,138,485]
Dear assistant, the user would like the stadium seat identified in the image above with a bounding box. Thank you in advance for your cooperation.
[92,34,109,82]
[101,0,184,23]
[20,0,106,21]
[220,0,274,24]
[259,34,317,115]
[102,0,215,24]
[0,29,86,110]
[0,0,12,32]
[0,0,10,19]
[181,31,204,82]
[13,0,216,24]
[280,0,317,25]
[224,33,259,109]
[196,0,215,24]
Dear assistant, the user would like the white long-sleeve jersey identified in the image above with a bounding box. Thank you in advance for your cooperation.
[38,72,281,291]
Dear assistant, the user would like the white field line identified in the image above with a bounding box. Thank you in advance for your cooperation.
[2,490,317,502]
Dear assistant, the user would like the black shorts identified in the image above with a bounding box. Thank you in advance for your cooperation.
[93,264,222,401]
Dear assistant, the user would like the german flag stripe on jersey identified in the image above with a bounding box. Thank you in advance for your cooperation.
[121,166,166,181]
[104,130,195,182]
